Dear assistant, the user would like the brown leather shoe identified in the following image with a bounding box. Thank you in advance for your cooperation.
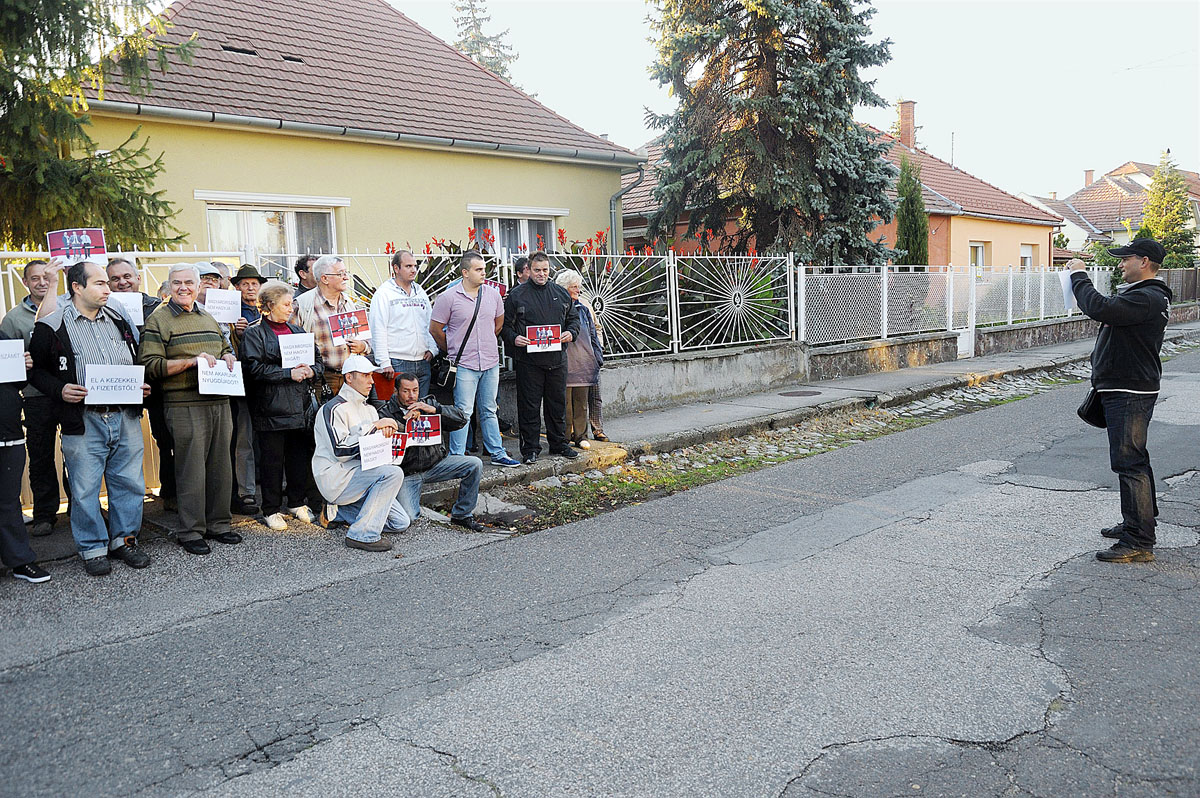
[344,536,393,552]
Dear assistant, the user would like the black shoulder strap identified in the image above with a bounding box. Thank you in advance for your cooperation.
[451,290,484,368]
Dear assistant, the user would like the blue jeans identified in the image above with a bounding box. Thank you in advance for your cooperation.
[1101,393,1158,549]
[391,358,431,398]
[450,365,505,459]
[395,455,483,522]
[333,464,408,543]
[59,410,146,559]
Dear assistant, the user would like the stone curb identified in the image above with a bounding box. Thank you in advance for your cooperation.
[434,327,1200,505]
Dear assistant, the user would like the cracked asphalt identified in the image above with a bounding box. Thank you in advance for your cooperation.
[3,354,1200,797]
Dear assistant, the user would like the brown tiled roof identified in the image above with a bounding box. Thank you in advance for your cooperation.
[1029,196,1111,241]
[621,133,963,220]
[1107,161,1200,196]
[873,130,1061,225]
[90,0,635,160]
[1063,177,1147,232]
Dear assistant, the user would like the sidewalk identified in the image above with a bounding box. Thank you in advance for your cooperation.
[440,319,1200,499]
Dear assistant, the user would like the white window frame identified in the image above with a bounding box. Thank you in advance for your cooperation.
[1020,244,1034,270]
[205,205,337,261]
[471,214,557,254]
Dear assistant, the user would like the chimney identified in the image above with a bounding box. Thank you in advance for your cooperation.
[898,99,916,149]
[1084,169,1094,187]
[1048,191,1057,200]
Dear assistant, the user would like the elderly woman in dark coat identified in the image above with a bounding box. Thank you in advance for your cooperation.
[240,279,325,530]
[554,269,604,449]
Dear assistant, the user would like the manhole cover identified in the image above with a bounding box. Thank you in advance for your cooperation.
[779,390,821,397]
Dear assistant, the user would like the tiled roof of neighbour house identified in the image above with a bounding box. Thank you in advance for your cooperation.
[872,130,1061,225]
[1053,246,1092,261]
[87,0,639,163]
[1108,161,1200,197]
[1063,176,1148,232]
[1028,196,1111,241]
[620,134,965,220]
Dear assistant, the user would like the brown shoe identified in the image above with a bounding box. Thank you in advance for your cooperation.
[593,432,609,442]
[344,536,393,552]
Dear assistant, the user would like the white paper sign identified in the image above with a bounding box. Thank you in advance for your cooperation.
[84,364,144,405]
[109,292,144,327]
[203,288,242,324]
[279,332,316,368]
[358,431,393,471]
[0,339,25,384]
[197,358,245,396]
[1059,271,1078,312]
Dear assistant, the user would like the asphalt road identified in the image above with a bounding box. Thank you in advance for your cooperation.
[3,353,1199,798]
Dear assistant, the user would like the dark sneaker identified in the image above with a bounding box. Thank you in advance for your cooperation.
[1100,524,1125,539]
[450,515,487,533]
[29,520,54,537]
[1096,543,1155,563]
[490,455,522,468]
[593,432,609,442]
[179,538,212,556]
[232,496,260,516]
[83,557,112,576]
[204,531,243,545]
[522,454,538,465]
[344,536,392,552]
[109,539,151,569]
[11,563,50,583]
[551,446,579,460]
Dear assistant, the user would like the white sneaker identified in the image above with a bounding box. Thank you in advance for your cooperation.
[286,506,316,524]
[578,439,591,450]
[264,513,288,531]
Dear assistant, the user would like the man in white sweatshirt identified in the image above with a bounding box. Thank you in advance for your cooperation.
[312,355,408,552]
[370,249,439,396]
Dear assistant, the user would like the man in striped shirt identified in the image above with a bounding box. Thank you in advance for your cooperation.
[291,255,371,394]
[29,262,152,576]
[140,263,243,556]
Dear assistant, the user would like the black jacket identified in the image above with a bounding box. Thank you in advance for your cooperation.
[1071,273,1172,392]
[501,280,581,367]
[372,394,468,475]
[240,319,326,431]
[29,306,141,435]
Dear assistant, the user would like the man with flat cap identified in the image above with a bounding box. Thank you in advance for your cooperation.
[1067,238,1172,563]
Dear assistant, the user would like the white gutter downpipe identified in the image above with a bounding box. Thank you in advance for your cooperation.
[608,164,646,255]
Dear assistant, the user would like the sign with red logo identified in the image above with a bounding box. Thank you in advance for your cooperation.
[405,414,442,446]
[328,309,371,345]
[47,228,109,267]
[526,324,562,353]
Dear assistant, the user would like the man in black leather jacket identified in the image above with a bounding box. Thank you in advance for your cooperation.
[501,251,581,463]
[1068,238,1172,563]
[375,373,486,532]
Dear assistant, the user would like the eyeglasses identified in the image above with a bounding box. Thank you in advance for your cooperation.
[327,271,349,277]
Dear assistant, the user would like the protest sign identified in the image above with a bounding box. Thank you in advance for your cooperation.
[391,433,408,465]
[359,431,392,471]
[108,292,144,327]
[279,332,316,368]
[328,309,371,345]
[526,324,562,353]
[405,414,441,447]
[483,278,508,297]
[84,365,144,405]
[202,288,242,324]
[46,228,108,267]
[0,340,26,383]
[197,358,245,396]
[1058,271,1078,312]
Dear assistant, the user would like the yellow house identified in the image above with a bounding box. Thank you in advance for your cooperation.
[84,0,642,278]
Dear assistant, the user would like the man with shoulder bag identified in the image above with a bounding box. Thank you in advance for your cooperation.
[1067,238,1172,564]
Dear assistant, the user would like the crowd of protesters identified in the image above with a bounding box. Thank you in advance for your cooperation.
[0,249,607,583]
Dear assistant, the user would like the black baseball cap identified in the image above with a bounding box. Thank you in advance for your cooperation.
[1107,238,1166,264]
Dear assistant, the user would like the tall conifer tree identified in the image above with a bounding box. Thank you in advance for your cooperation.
[453,0,517,82]
[1142,150,1197,263]
[0,0,196,248]
[894,154,928,265]
[646,0,895,263]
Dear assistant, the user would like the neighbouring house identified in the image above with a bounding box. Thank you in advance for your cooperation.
[83,0,642,276]
[621,100,1061,268]
[1023,163,1200,253]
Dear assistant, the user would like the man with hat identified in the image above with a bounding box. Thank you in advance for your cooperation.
[228,264,265,516]
[1067,238,1172,563]
[312,355,407,552]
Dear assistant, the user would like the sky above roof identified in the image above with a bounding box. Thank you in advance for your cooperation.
[395,0,1198,197]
